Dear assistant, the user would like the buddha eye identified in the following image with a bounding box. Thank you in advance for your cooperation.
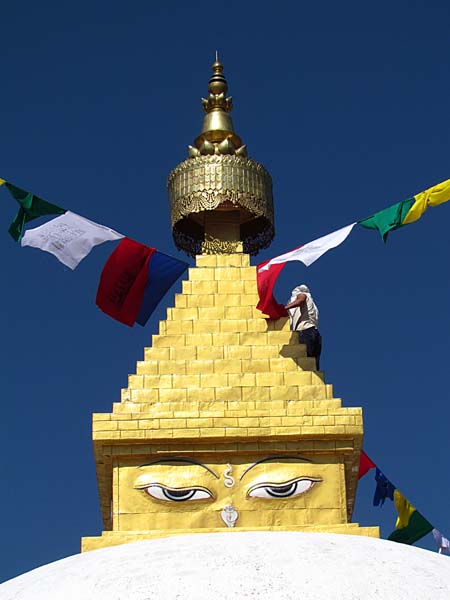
[247,477,322,499]
[139,484,214,502]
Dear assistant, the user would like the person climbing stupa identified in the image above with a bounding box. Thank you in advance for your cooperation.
[285,284,322,370]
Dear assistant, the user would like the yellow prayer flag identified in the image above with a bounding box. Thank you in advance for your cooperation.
[393,489,416,529]
[403,178,450,225]
[0,178,5,186]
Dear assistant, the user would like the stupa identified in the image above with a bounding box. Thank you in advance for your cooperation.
[82,57,378,551]
[3,56,450,600]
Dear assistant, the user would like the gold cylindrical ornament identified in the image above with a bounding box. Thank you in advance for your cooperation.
[167,154,274,256]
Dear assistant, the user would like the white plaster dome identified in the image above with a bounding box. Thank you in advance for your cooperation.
[1,532,450,599]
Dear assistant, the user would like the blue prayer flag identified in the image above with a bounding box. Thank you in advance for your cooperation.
[136,250,188,326]
[373,468,395,507]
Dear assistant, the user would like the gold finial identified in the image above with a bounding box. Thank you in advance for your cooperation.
[196,57,238,147]
[207,54,228,97]
[167,58,275,257]
[202,57,232,113]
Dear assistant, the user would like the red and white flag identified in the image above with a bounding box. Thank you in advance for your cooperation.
[256,223,356,318]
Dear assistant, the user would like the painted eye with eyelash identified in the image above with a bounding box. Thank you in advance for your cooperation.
[247,477,322,499]
[138,484,214,502]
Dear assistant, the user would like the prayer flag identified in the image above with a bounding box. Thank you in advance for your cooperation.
[373,468,395,506]
[402,178,450,224]
[256,260,288,319]
[388,490,433,545]
[96,238,187,327]
[136,251,188,326]
[256,224,356,318]
[359,179,450,242]
[358,450,376,479]
[21,211,124,269]
[432,529,450,555]
[0,178,5,186]
[96,238,155,326]
[358,198,415,242]
[258,224,356,272]
[4,182,66,242]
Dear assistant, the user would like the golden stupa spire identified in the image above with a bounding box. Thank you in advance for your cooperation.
[193,53,242,150]
[167,57,274,257]
[82,58,378,553]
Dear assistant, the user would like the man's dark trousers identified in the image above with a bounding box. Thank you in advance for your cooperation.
[298,327,322,370]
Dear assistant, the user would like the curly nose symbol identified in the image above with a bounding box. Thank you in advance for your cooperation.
[224,464,235,488]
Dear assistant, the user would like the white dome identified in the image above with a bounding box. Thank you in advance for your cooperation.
[1,532,450,600]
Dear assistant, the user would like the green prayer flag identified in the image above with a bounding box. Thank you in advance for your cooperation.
[358,197,415,242]
[388,510,433,545]
[5,183,66,242]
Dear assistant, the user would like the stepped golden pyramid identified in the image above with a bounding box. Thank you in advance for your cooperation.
[82,58,378,551]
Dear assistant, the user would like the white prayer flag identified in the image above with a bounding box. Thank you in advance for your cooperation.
[21,211,124,269]
[433,529,450,555]
[258,223,357,272]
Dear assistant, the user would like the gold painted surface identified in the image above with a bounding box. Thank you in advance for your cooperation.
[114,456,345,532]
[88,252,371,548]
[82,525,380,552]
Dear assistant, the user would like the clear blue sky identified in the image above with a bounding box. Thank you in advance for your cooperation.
[1,0,449,582]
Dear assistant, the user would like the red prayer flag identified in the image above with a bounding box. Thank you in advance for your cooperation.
[96,238,155,326]
[358,450,376,479]
[256,259,288,319]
